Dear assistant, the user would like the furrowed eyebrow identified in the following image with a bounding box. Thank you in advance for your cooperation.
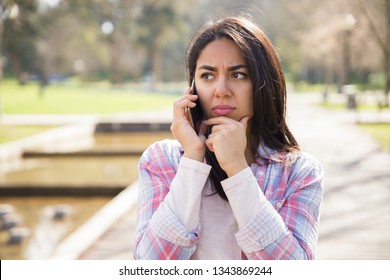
[227,64,248,71]
[197,64,248,71]
[197,65,216,71]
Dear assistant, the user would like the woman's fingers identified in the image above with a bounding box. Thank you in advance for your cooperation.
[205,138,215,152]
[203,116,250,171]
[173,94,198,111]
[170,88,206,162]
[173,96,198,122]
[204,116,249,132]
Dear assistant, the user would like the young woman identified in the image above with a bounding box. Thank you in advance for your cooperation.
[133,15,324,260]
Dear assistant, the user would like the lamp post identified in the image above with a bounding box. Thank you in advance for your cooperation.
[342,14,356,86]
[101,20,120,84]
[341,15,358,110]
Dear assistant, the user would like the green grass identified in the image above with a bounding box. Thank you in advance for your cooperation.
[320,94,390,152]
[0,125,58,144]
[358,123,390,152]
[321,101,383,111]
[0,79,179,114]
[0,79,180,143]
[320,102,347,110]
[292,82,336,93]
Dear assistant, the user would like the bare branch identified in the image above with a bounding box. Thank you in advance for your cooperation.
[357,0,387,52]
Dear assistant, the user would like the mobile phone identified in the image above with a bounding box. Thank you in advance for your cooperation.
[187,79,203,133]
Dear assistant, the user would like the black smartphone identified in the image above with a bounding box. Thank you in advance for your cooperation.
[188,79,203,134]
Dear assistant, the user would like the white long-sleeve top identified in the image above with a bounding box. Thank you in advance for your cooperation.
[164,156,266,259]
[134,139,324,260]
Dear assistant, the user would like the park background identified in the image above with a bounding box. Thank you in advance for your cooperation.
[0,0,389,260]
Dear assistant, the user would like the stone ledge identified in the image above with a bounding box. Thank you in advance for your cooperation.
[49,180,138,260]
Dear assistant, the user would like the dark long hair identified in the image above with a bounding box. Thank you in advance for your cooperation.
[185,15,299,201]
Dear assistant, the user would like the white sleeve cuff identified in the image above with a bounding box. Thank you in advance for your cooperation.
[164,156,211,232]
[222,167,265,229]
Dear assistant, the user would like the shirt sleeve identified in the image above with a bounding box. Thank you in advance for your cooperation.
[224,155,324,260]
[222,167,265,230]
[164,157,211,232]
[133,141,211,260]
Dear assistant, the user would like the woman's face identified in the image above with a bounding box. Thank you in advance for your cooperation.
[194,38,253,122]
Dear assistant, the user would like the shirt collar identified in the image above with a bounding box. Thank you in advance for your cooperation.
[255,143,300,166]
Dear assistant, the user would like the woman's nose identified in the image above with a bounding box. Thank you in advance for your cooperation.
[214,77,231,98]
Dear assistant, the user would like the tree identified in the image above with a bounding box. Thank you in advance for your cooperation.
[32,0,138,85]
[77,0,137,84]
[288,0,389,105]
[131,0,180,89]
[2,0,40,83]
[357,0,390,106]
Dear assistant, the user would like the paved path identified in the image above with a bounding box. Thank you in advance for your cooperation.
[49,92,390,260]
[287,93,390,259]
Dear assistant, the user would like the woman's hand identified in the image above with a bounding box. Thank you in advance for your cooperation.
[170,87,207,162]
[203,116,250,177]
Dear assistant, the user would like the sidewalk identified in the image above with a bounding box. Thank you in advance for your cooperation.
[7,93,389,260]
[287,93,390,259]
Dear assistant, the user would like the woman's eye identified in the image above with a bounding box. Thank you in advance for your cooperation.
[232,72,247,79]
[200,73,214,80]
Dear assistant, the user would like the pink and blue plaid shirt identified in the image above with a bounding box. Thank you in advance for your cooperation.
[133,139,324,259]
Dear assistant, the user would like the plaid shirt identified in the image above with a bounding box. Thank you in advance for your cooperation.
[134,139,324,259]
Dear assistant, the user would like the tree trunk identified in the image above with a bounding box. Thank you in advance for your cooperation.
[109,43,121,84]
[152,47,161,90]
[385,54,390,107]
[358,0,390,107]
[10,51,22,84]
[385,0,390,106]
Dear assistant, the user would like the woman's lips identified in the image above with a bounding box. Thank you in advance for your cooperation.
[212,105,235,116]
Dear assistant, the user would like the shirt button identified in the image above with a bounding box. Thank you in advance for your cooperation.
[276,201,283,209]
